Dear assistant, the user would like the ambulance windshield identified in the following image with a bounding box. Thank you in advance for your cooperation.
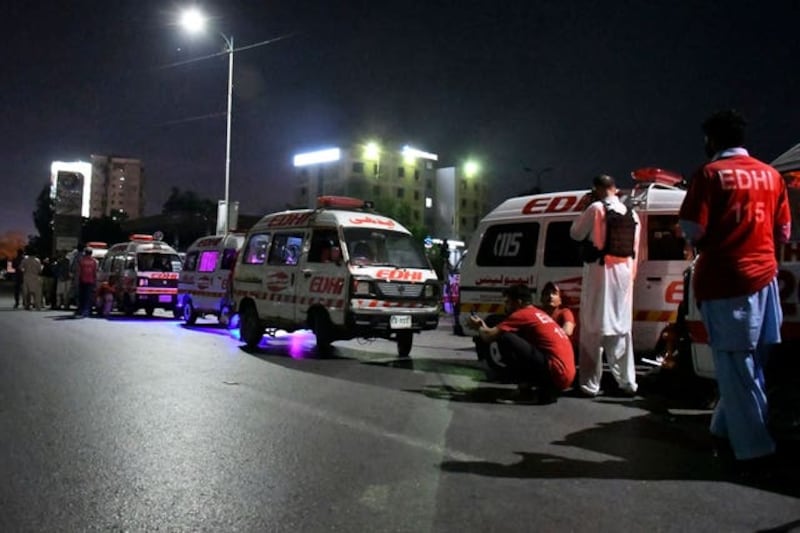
[137,253,182,272]
[343,228,429,269]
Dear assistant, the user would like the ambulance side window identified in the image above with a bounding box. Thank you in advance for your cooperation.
[269,233,305,266]
[243,233,270,265]
[476,222,539,267]
[221,248,238,270]
[125,254,135,270]
[198,251,219,273]
[184,251,199,272]
[647,215,687,260]
[308,229,340,263]
[544,221,583,267]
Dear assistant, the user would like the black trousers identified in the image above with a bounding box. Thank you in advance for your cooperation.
[497,332,554,391]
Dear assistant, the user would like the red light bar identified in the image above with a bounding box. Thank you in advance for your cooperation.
[317,196,365,209]
[129,234,154,241]
[631,167,683,186]
[86,241,108,249]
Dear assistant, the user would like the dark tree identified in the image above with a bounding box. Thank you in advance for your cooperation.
[30,183,54,256]
[162,187,216,217]
[82,216,126,245]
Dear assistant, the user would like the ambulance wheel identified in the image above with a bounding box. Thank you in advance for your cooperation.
[397,330,413,358]
[240,305,263,349]
[310,310,334,354]
[183,301,198,325]
[145,305,155,317]
[122,295,136,317]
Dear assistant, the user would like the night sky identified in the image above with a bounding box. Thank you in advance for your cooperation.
[2,1,798,237]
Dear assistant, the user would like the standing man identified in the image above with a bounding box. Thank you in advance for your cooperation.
[679,110,791,468]
[77,247,98,318]
[569,174,640,397]
[11,248,24,309]
[468,284,576,404]
[20,252,43,311]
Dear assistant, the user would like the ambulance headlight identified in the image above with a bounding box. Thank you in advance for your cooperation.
[352,280,371,295]
[138,278,148,286]
[424,284,435,298]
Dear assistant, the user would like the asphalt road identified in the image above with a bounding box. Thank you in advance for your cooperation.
[1,282,798,532]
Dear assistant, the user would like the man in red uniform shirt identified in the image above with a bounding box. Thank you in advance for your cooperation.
[468,284,576,404]
[77,247,99,318]
[679,110,791,472]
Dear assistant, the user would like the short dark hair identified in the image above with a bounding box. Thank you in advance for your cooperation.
[502,284,532,303]
[592,174,615,190]
[702,109,747,149]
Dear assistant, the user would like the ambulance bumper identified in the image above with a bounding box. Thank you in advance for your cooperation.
[349,311,439,332]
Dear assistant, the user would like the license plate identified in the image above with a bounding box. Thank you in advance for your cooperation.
[158,295,172,303]
[390,315,412,329]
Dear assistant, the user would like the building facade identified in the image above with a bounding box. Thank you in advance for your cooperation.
[293,143,490,242]
[90,155,145,220]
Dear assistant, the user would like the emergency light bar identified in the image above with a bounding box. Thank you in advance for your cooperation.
[631,167,684,187]
[316,196,373,210]
[129,234,154,241]
[86,241,108,249]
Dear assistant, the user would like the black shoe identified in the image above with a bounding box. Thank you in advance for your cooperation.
[496,387,538,405]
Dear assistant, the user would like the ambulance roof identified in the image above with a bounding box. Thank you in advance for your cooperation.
[108,239,179,254]
[250,207,411,234]
[188,233,245,250]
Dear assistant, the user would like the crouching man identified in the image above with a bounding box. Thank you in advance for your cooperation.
[468,284,576,404]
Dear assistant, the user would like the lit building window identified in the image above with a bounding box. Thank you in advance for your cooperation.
[425,197,433,208]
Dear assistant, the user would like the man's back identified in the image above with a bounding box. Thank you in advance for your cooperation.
[680,152,790,300]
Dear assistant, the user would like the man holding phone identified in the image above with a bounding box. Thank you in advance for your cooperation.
[468,284,575,404]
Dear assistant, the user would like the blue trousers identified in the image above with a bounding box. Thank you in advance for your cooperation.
[700,278,781,460]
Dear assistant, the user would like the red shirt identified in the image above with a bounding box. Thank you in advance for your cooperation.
[497,305,576,390]
[78,256,98,284]
[679,154,791,300]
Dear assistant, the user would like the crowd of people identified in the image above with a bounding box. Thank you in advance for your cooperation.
[9,244,98,317]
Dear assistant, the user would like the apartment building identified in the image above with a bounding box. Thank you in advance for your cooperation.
[293,142,490,241]
[89,155,145,219]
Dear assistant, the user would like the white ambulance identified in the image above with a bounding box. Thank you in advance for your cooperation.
[683,145,800,378]
[232,196,441,356]
[177,233,245,326]
[458,170,690,369]
[97,234,183,316]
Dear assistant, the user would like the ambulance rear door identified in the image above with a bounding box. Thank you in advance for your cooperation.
[633,211,690,353]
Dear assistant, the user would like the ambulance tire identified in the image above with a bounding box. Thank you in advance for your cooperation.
[310,310,334,355]
[183,301,198,325]
[240,305,264,349]
[122,295,136,317]
[145,305,155,317]
[397,330,413,358]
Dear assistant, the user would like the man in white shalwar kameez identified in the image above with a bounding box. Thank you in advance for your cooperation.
[570,174,640,397]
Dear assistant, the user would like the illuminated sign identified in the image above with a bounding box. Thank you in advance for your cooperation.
[293,148,341,167]
[402,145,438,161]
[51,161,92,217]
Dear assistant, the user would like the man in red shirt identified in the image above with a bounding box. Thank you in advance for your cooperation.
[77,247,99,318]
[468,284,576,404]
[679,110,791,471]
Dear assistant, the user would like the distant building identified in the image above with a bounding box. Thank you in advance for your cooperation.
[292,142,491,241]
[90,155,145,220]
[434,166,490,242]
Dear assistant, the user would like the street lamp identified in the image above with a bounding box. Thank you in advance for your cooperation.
[179,8,234,234]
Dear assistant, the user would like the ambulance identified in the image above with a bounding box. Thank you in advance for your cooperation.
[457,169,691,370]
[232,196,441,357]
[177,233,245,326]
[683,145,800,378]
[97,234,183,317]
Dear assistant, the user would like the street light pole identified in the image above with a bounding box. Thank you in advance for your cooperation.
[222,33,233,235]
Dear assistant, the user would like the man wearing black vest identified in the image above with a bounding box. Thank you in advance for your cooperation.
[570,174,640,397]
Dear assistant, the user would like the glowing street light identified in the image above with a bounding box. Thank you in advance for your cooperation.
[179,7,235,234]
[464,160,480,178]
